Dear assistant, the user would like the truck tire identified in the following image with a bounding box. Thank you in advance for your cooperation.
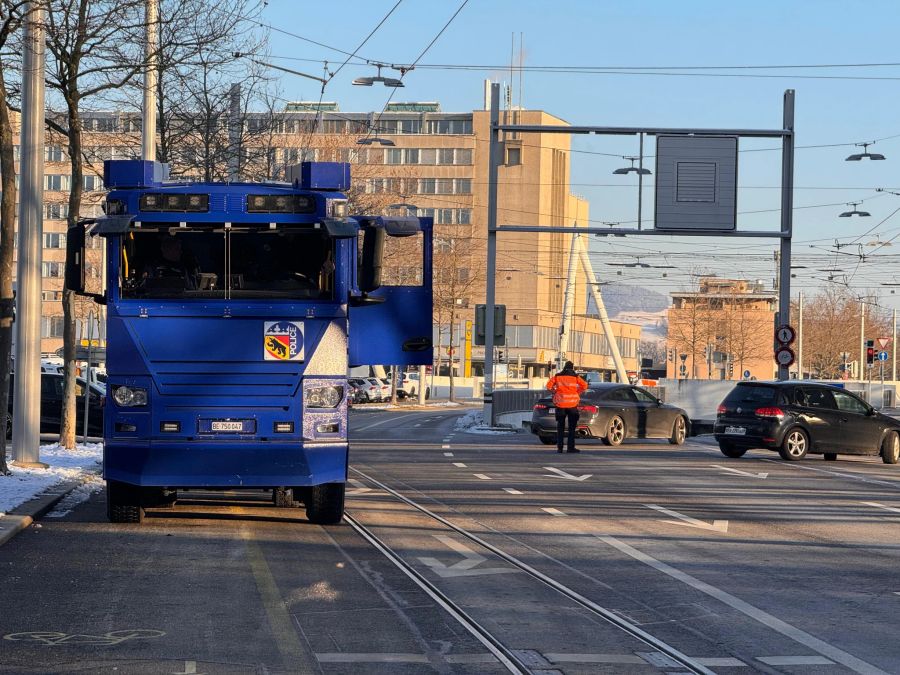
[107,480,144,524]
[306,483,345,524]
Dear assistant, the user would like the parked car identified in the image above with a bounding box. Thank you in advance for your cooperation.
[714,381,900,463]
[7,372,104,437]
[348,377,381,402]
[530,383,689,446]
[398,371,431,399]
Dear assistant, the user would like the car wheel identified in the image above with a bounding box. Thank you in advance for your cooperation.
[538,435,555,445]
[605,415,625,446]
[668,415,687,445]
[881,432,900,464]
[779,428,808,461]
[306,482,345,525]
[824,453,838,461]
[718,441,747,458]
[106,480,144,524]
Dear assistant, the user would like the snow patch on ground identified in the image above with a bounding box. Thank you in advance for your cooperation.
[454,409,515,435]
[0,442,103,515]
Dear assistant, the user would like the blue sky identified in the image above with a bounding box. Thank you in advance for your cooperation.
[261,0,900,309]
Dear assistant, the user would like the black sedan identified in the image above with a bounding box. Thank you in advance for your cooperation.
[530,383,690,446]
[715,381,900,463]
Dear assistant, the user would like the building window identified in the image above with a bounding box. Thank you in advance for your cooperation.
[41,316,65,338]
[41,261,64,278]
[43,232,66,249]
[426,119,473,135]
[45,145,65,162]
[44,175,70,191]
[45,203,69,220]
[42,290,63,302]
[456,148,473,164]
[83,174,100,192]
[506,146,521,166]
[122,117,141,133]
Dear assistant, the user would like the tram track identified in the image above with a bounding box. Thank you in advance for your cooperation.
[346,466,715,675]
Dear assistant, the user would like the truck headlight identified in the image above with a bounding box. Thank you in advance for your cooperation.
[305,385,344,408]
[113,385,148,407]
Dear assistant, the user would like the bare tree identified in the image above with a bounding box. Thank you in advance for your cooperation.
[0,0,27,475]
[44,0,148,449]
[666,292,711,379]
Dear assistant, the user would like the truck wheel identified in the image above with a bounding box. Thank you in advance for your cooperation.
[306,483,345,524]
[107,480,144,524]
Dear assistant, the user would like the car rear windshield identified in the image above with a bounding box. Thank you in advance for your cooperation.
[723,385,780,406]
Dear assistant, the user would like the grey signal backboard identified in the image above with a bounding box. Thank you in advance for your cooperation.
[654,135,738,231]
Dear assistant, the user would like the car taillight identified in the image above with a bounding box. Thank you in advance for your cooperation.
[755,406,785,419]
[533,403,547,410]
[717,404,726,415]
[578,405,598,413]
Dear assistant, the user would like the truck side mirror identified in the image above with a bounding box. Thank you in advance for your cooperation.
[65,222,86,294]
[359,226,384,293]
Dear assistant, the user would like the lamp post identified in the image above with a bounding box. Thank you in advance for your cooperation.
[613,149,652,230]
[352,63,406,88]
[839,202,871,217]
[846,142,885,161]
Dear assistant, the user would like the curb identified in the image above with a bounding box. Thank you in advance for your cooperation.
[0,478,83,548]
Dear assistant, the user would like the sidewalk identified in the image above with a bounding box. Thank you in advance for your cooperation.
[0,442,103,547]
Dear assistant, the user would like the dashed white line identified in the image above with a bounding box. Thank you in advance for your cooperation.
[542,508,566,517]
[474,474,491,480]
[413,423,422,428]
[453,462,467,468]
[441,444,451,449]
[503,488,523,495]
[443,452,454,457]
[757,656,834,666]
[862,501,900,514]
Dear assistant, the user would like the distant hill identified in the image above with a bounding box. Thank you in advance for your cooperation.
[587,284,668,318]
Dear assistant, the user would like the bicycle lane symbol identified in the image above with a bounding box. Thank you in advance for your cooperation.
[3,629,165,646]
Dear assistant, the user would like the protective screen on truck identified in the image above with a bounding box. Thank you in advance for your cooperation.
[120,227,334,299]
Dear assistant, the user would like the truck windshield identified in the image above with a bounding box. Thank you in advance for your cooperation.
[120,227,334,300]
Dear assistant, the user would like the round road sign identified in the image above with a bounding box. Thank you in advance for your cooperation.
[775,347,795,367]
[775,325,796,345]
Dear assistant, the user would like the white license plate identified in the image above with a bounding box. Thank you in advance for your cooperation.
[212,421,244,432]
[724,426,746,436]
[547,407,555,413]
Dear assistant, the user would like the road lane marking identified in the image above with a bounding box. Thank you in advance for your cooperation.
[347,479,371,496]
[760,458,900,489]
[316,653,496,664]
[542,508,566,517]
[453,462,467,468]
[597,535,888,675]
[443,452,454,457]
[503,488,523,495]
[695,657,747,667]
[474,474,491,480]
[758,656,835,666]
[418,534,513,578]
[241,527,318,672]
[645,504,729,533]
[355,413,422,432]
[171,662,200,674]
[711,464,768,479]
[862,501,900,514]
[413,423,422,427]
[543,466,592,482]
[441,444,451,449]
[543,653,648,664]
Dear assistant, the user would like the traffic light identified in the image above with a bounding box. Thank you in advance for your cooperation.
[728,362,734,378]
[497,350,504,362]
[866,339,875,364]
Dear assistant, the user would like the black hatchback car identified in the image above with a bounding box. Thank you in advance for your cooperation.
[530,383,690,446]
[714,381,900,463]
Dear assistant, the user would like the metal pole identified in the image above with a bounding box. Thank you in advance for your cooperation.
[12,3,46,467]
[777,90,794,381]
[227,83,241,181]
[893,308,897,383]
[557,230,579,370]
[482,82,500,424]
[797,290,803,378]
[82,313,93,442]
[859,303,865,383]
[637,133,644,231]
[417,365,426,405]
[141,0,158,161]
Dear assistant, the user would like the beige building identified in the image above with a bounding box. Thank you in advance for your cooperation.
[16,100,640,378]
[666,277,776,381]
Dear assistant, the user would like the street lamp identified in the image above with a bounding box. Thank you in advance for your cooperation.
[613,156,652,175]
[839,202,870,217]
[357,137,395,146]
[846,142,886,161]
[352,63,405,88]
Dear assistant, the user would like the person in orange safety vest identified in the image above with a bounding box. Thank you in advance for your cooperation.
[546,361,588,453]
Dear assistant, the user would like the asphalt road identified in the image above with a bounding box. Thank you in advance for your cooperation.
[3,406,900,674]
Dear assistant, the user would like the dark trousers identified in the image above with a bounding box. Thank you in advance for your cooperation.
[555,407,580,451]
